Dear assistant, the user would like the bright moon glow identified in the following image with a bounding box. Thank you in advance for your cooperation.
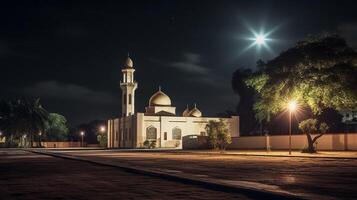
[255,35,266,45]
[288,100,297,112]
[239,24,280,55]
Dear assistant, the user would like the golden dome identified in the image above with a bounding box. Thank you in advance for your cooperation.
[149,88,171,106]
[188,104,202,117]
[182,105,190,117]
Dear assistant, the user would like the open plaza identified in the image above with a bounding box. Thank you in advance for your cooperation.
[1,148,357,200]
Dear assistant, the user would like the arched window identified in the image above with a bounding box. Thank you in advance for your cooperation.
[172,127,182,140]
[146,126,157,140]
[129,94,132,104]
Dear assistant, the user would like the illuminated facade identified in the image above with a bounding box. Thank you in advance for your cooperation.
[107,56,239,149]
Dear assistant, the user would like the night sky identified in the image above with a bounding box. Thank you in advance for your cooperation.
[1,0,357,126]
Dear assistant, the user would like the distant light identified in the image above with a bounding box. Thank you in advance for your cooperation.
[80,131,85,136]
[255,34,266,45]
[288,100,297,112]
[100,126,106,132]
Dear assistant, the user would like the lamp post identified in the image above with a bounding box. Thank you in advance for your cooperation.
[80,131,85,147]
[288,100,297,155]
[38,131,42,147]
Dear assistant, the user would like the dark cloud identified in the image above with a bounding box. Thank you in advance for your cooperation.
[338,23,357,47]
[169,53,210,75]
[24,81,116,104]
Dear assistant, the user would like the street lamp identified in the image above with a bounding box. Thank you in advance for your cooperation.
[100,126,106,133]
[38,131,42,147]
[80,131,85,147]
[288,100,297,155]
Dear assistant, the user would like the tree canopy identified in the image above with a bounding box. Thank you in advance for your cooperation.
[232,68,258,134]
[246,34,357,121]
[0,98,49,147]
[44,113,69,141]
[205,120,231,150]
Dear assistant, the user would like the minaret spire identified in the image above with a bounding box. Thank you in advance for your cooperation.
[120,54,138,117]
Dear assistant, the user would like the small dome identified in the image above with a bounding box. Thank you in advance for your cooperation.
[182,105,190,117]
[149,88,171,106]
[189,104,202,117]
[123,56,133,68]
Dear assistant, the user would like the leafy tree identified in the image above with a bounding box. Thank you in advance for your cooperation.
[97,134,107,147]
[246,34,357,123]
[143,140,150,148]
[0,98,49,147]
[44,113,69,142]
[149,140,156,149]
[205,120,231,150]
[232,68,259,135]
[298,118,329,153]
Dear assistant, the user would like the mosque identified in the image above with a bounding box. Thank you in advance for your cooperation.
[107,56,239,149]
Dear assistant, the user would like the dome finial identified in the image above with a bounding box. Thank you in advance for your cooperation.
[159,85,161,91]
[194,103,197,108]
[123,54,133,68]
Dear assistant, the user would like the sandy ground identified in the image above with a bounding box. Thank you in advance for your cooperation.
[51,149,357,200]
[0,149,252,200]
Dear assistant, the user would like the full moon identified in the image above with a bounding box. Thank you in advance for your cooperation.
[255,35,266,45]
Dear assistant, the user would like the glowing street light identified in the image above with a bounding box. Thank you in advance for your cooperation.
[100,126,106,133]
[288,100,297,112]
[80,131,85,147]
[288,100,298,155]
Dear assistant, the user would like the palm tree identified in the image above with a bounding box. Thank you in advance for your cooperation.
[0,98,49,147]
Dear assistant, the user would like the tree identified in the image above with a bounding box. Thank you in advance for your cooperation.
[246,34,357,123]
[143,140,150,148]
[205,120,231,150]
[299,118,329,153]
[97,133,107,147]
[232,68,259,135]
[0,98,49,147]
[44,113,69,142]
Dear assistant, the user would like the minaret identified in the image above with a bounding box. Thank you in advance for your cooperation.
[120,54,138,117]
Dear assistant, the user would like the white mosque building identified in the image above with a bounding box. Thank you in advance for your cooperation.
[107,56,239,149]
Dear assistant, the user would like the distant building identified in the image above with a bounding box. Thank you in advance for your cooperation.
[107,56,239,149]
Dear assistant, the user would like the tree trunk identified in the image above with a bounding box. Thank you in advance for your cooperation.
[38,135,42,147]
[30,133,33,148]
[304,133,316,153]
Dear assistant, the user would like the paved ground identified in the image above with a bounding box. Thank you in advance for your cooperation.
[0,149,252,200]
[182,150,357,159]
[47,149,357,200]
